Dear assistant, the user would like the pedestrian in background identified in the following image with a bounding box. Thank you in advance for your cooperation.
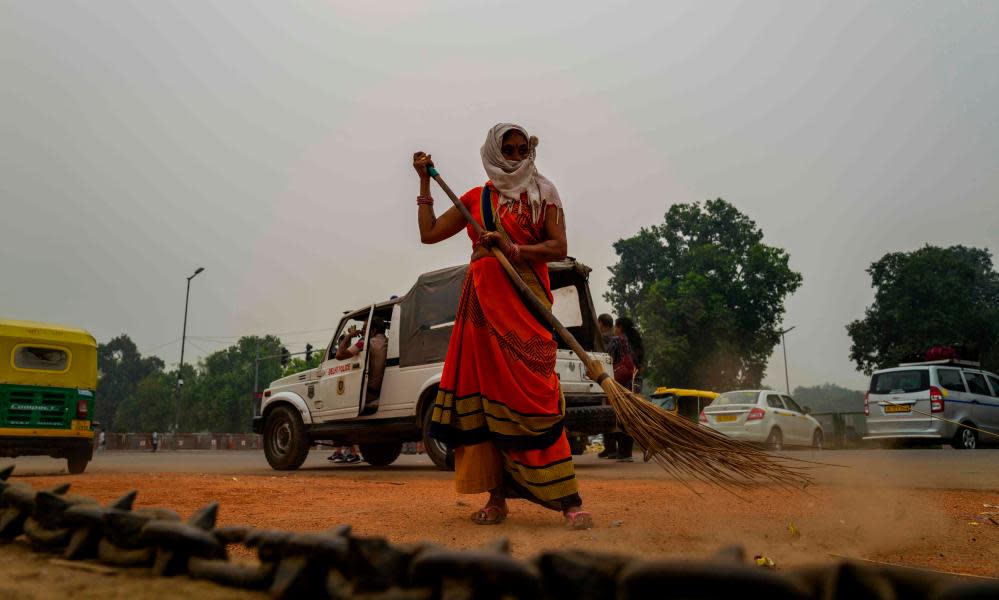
[605,317,644,462]
[596,314,618,459]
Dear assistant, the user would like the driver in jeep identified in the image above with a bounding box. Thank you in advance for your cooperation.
[336,315,388,415]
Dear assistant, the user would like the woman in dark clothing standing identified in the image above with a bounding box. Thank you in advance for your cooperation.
[603,317,644,461]
[616,317,645,392]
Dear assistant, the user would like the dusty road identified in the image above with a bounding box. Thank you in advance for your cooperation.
[8,448,999,489]
[4,449,999,579]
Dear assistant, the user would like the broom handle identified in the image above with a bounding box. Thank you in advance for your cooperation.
[427,166,609,384]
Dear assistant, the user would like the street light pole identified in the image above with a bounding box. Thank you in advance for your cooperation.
[176,267,205,431]
[780,326,796,395]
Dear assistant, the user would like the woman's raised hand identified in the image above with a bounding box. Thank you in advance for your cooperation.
[413,151,434,180]
[476,232,513,256]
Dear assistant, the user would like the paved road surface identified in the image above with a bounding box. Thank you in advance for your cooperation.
[6,448,999,490]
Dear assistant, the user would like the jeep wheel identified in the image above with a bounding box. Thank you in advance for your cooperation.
[67,453,89,475]
[422,396,454,471]
[264,406,310,470]
[360,443,402,467]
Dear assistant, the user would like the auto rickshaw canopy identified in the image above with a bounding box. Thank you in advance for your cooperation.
[651,387,720,401]
[650,387,720,421]
[0,320,98,389]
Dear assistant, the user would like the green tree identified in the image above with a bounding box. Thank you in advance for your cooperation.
[607,199,802,390]
[847,245,999,374]
[182,336,284,432]
[282,353,322,377]
[96,335,165,432]
[114,372,174,432]
[792,383,864,413]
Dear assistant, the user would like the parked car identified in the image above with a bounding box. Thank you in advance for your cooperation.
[863,360,999,449]
[253,259,615,471]
[699,390,823,450]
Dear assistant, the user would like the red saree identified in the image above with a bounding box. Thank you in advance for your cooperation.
[429,183,581,511]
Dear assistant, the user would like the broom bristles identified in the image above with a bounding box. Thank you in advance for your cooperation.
[601,378,814,492]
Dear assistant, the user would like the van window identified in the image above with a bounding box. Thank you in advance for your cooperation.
[13,346,69,371]
[869,369,929,394]
[964,372,991,396]
[936,369,966,393]
[766,395,785,409]
[987,375,999,397]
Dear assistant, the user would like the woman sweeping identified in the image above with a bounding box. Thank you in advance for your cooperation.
[412,123,593,529]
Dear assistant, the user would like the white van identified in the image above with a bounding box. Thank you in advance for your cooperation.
[863,360,999,449]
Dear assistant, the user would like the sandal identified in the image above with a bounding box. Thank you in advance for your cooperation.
[564,510,594,530]
[471,505,508,525]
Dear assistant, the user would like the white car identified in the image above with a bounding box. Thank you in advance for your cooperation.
[700,390,823,450]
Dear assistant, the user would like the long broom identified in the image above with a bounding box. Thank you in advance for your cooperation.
[426,164,813,491]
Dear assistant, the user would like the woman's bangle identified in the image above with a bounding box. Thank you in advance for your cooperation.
[508,243,521,261]
[417,195,434,206]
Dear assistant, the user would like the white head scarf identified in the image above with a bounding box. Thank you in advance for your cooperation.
[480,123,562,224]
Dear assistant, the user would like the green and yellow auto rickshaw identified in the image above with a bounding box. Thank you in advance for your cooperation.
[649,387,719,423]
[0,320,96,473]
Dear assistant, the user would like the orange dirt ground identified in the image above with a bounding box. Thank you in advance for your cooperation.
[15,471,999,579]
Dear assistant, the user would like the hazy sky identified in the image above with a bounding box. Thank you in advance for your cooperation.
[3,1,997,391]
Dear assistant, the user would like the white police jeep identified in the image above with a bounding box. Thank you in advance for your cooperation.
[253,259,615,470]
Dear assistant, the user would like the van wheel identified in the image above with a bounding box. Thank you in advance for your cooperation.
[264,406,310,470]
[422,395,454,471]
[812,430,823,450]
[360,443,402,467]
[766,428,783,451]
[67,453,89,474]
[952,426,978,450]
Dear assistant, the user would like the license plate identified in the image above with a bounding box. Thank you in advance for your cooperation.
[884,404,911,414]
[71,419,91,431]
[715,414,738,423]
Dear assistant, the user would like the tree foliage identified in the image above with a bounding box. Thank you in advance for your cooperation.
[97,334,298,432]
[96,335,165,432]
[114,372,174,432]
[847,245,999,374]
[607,199,802,391]
[282,353,323,377]
[181,336,284,433]
[792,383,864,413]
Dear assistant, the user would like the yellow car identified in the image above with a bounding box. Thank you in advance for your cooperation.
[0,320,96,473]
[649,387,719,423]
